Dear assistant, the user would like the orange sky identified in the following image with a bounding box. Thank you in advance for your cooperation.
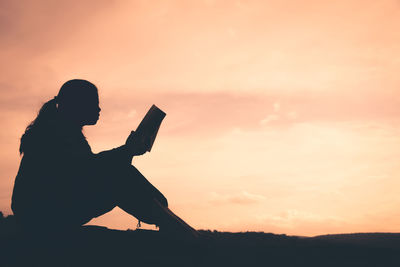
[1,0,400,236]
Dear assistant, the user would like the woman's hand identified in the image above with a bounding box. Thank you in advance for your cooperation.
[125,131,148,156]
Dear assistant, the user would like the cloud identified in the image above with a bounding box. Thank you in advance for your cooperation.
[227,27,237,38]
[286,111,299,120]
[273,102,281,112]
[260,114,279,125]
[254,210,346,235]
[0,0,113,53]
[127,109,137,118]
[209,191,266,205]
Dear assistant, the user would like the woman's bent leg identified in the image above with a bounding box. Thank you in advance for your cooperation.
[110,165,198,237]
[77,173,118,225]
[113,165,168,225]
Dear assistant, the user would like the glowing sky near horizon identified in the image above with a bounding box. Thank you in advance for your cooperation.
[1,0,400,236]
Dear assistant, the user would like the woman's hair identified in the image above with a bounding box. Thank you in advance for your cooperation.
[19,79,97,155]
[19,98,57,155]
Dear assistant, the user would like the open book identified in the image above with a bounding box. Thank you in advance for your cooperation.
[135,105,166,152]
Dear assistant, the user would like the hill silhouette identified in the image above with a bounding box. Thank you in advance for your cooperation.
[1,212,400,267]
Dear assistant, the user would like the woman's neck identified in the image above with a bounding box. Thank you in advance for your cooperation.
[57,110,83,131]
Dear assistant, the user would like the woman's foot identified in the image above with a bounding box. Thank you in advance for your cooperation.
[154,200,199,239]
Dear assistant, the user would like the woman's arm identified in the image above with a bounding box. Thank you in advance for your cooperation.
[94,145,132,165]
[94,131,148,165]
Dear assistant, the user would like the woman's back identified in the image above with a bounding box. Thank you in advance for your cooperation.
[12,80,101,229]
[12,115,94,228]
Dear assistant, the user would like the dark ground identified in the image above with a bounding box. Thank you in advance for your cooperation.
[1,213,400,267]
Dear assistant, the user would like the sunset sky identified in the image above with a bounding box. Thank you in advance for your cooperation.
[1,0,400,236]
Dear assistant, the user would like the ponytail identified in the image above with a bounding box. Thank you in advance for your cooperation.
[19,98,58,155]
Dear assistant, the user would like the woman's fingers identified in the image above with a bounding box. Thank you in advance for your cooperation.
[126,130,150,155]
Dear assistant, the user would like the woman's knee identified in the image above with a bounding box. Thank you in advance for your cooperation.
[117,165,169,209]
[80,198,117,224]
[154,191,168,208]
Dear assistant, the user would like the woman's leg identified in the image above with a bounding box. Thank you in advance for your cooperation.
[113,165,198,237]
[78,164,166,226]
[77,171,118,225]
[112,165,168,225]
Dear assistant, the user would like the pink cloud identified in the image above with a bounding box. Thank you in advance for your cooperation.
[209,191,266,205]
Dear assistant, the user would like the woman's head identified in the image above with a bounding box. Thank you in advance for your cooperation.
[19,79,101,154]
[56,79,101,126]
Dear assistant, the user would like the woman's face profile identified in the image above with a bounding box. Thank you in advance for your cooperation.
[58,87,101,126]
[80,90,101,125]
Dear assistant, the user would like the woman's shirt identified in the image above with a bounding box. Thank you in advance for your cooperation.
[11,117,130,228]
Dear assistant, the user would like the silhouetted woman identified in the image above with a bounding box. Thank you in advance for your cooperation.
[12,79,197,237]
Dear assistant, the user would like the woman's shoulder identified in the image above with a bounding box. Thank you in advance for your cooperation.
[53,121,92,151]
[23,119,91,155]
